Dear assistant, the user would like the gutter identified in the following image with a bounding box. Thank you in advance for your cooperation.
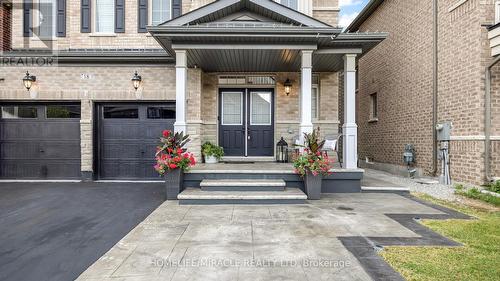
[485,56,500,182]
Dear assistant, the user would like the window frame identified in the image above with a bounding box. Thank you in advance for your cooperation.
[34,0,57,39]
[496,1,500,24]
[280,0,298,10]
[369,93,378,122]
[92,0,115,34]
[311,74,320,120]
[149,0,173,26]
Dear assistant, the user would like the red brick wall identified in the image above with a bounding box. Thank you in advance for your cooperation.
[356,0,498,184]
[0,2,11,51]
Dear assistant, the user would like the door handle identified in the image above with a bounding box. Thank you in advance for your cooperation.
[39,149,44,153]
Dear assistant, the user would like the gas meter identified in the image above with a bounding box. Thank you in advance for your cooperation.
[403,144,415,165]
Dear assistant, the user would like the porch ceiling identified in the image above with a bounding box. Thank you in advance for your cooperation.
[184,48,346,72]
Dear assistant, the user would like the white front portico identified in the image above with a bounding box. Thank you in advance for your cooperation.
[148,0,386,196]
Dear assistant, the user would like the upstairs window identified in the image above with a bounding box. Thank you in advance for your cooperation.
[496,1,500,24]
[152,0,172,25]
[95,0,115,33]
[38,0,57,38]
[280,0,298,10]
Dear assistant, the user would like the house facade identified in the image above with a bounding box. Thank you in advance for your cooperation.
[0,0,385,182]
[348,0,500,185]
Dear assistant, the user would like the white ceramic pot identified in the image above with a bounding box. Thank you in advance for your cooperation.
[205,155,218,164]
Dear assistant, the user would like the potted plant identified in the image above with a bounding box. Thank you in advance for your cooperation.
[154,130,196,200]
[293,129,333,200]
[201,142,224,164]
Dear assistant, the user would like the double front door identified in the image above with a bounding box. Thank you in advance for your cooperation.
[219,89,274,157]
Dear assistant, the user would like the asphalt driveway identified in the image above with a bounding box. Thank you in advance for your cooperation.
[0,182,164,281]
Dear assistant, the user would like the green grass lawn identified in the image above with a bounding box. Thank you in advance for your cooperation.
[380,194,500,281]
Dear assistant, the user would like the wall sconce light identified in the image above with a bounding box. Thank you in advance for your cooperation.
[22,71,36,91]
[284,78,292,96]
[131,71,142,91]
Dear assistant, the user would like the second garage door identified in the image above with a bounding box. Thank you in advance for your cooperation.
[97,103,175,180]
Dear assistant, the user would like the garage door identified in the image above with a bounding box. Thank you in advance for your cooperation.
[97,103,175,180]
[0,104,81,179]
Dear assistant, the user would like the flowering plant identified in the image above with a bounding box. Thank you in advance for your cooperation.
[293,129,333,177]
[154,130,196,175]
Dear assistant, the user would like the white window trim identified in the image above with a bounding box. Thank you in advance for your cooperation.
[221,91,244,126]
[34,0,57,39]
[249,91,272,126]
[149,0,173,26]
[496,1,500,24]
[92,0,116,34]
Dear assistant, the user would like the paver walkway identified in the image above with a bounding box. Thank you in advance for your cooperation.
[77,193,449,281]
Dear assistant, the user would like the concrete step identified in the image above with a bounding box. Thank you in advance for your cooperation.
[178,187,307,204]
[200,179,286,191]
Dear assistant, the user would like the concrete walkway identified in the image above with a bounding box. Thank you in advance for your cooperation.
[77,193,448,281]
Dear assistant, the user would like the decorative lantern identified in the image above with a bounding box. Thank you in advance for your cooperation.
[276,137,289,163]
[284,78,292,96]
[131,71,142,91]
[22,71,36,91]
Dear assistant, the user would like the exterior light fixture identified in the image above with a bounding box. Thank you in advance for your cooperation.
[284,78,292,96]
[22,71,36,91]
[131,71,142,91]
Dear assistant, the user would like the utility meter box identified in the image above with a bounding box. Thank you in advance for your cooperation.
[436,122,452,141]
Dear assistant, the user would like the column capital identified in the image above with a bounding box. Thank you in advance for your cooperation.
[175,50,187,68]
[301,50,313,69]
[343,53,357,72]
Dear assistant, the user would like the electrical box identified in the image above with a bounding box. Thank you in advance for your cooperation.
[436,122,452,141]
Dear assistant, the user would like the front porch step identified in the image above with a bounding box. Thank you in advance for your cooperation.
[200,179,286,191]
[178,188,307,205]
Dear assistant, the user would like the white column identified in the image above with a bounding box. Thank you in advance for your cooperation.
[343,54,358,169]
[299,50,314,144]
[174,50,188,134]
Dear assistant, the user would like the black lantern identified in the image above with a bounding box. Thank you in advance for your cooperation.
[276,137,289,163]
[284,78,292,96]
[131,71,142,91]
[22,71,36,91]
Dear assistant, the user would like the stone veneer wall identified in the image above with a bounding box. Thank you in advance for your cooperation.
[200,71,340,158]
[0,64,341,175]
[0,65,177,175]
[356,0,499,184]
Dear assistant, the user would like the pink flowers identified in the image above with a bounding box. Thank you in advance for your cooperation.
[154,130,196,175]
[292,150,333,178]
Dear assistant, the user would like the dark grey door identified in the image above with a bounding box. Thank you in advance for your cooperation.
[0,103,81,179]
[219,89,246,156]
[97,103,175,180]
[247,89,274,156]
[218,89,274,157]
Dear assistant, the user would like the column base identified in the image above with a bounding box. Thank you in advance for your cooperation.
[342,123,358,169]
[174,122,188,134]
[299,123,314,145]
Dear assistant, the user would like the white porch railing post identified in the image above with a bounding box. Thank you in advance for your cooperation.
[343,54,358,169]
[174,50,188,134]
[299,50,314,144]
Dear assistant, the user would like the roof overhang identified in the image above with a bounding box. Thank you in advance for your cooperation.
[147,0,387,72]
[346,0,384,32]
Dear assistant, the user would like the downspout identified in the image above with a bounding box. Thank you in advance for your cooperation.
[432,0,438,175]
[485,56,500,182]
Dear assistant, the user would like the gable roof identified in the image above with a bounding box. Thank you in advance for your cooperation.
[346,0,384,32]
[159,0,332,28]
